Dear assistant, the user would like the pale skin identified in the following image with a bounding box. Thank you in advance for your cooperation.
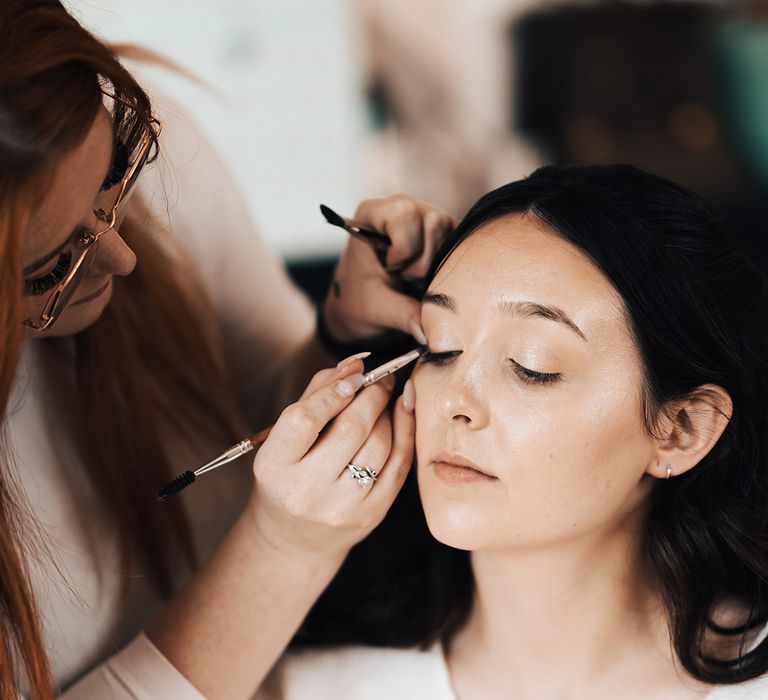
[20,105,451,698]
[411,213,733,700]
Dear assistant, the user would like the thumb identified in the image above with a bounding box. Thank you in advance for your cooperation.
[375,286,425,342]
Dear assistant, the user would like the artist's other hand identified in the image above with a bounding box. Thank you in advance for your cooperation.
[248,355,415,561]
[322,194,457,344]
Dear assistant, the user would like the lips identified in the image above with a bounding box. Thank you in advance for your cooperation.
[71,279,110,307]
[431,452,497,480]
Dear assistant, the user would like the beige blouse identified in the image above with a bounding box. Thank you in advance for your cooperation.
[9,97,321,697]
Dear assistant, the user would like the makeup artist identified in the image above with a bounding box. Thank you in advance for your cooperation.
[0,2,455,698]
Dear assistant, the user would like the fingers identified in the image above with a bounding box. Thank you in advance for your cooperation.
[366,394,414,510]
[261,369,368,464]
[299,352,371,399]
[354,195,426,271]
[401,207,456,279]
[369,284,423,338]
[333,410,392,506]
[307,375,395,475]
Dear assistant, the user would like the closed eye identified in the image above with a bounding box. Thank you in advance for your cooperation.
[419,350,461,366]
[24,251,73,296]
[510,360,561,385]
[420,350,561,386]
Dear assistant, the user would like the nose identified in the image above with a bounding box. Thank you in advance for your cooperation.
[433,361,490,430]
[90,227,137,277]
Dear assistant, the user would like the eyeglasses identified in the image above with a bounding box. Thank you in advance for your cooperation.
[23,95,162,332]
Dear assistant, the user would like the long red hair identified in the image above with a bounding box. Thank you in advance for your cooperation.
[0,2,243,696]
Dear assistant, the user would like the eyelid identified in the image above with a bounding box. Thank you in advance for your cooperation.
[23,225,89,277]
[509,359,561,383]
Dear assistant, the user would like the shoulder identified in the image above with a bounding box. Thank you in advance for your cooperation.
[258,644,456,700]
[706,674,768,699]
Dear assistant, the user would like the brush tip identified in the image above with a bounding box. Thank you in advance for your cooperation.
[320,204,345,227]
[157,471,196,502]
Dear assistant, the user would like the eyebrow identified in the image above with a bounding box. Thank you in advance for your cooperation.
[422,292,588,342]
[23,134,117,277]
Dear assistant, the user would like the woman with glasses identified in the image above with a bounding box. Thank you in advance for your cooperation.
[1,1,454,698]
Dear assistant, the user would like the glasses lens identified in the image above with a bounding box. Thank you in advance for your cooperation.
[48,241,100,321]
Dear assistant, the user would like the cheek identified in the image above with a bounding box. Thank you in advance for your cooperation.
[412,363,656,550]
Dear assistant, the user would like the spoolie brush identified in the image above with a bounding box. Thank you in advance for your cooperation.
[157,471,196,501]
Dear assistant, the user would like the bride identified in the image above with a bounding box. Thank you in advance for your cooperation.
[263,164,768,700]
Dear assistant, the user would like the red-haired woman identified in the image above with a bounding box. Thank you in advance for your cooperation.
[0,1,453,697]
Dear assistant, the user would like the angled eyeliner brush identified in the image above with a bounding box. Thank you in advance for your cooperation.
[320,204,391,266]
[320,204,427,297]
[156,348,425,501]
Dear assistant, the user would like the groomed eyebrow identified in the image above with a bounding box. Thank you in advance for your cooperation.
[422,292,588,342]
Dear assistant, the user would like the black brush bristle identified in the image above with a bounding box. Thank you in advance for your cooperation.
[320,204,345,228]
[157,471,196,501]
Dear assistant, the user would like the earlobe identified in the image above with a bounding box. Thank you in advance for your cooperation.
[649,384,733,479]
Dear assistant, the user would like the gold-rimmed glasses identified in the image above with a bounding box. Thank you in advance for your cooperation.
[23,96,162,332]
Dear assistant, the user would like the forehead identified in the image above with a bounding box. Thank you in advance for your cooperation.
[24,107,113,255]
[428,213,628,335]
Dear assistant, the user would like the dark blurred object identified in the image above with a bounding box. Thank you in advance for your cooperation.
[287,257,337,303]
[511,2,768,271]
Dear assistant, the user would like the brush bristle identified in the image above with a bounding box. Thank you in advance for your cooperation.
[157,471,196,501]
[320,204,345,228]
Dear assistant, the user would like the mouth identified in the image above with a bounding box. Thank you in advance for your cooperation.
[71,279,111,307]
[430,452,498,484]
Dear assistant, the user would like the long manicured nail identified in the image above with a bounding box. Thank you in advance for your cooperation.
[402,379,415,413]
[336,373,365,397]
[337,351,371,370]
[408,320,427,346]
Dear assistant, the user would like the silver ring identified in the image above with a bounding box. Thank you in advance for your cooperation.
[347,463,377,489]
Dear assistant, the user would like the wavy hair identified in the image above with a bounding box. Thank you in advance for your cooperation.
[301,164,768,685]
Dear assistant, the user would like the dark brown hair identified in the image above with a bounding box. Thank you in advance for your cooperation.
[301,164,768,686]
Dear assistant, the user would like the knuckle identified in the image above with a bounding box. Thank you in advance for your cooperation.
[335,416,368,443]
[281,403,315,434]
[284,490,313,519]
[313,367,336,385]
[325,510,351,529]
[354,197,383,219]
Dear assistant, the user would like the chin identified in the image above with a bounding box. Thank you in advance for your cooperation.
[417,465,504,552]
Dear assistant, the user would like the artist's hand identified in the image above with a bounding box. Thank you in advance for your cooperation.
[247,355,415,560]
[322,194,457,344]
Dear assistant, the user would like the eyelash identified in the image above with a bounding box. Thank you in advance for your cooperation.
[101,140,130,191]
[24,251,73,296]
[420,350,562,385]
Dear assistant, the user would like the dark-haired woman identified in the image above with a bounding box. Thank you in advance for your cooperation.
[1,1,455,698]
[260,165,768,699]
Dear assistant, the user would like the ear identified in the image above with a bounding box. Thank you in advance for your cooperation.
[646,384,733,479]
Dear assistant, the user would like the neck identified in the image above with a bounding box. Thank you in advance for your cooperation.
[447,511,684,698]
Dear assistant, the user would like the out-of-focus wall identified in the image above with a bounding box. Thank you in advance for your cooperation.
[352,0,544,217]
[68,0,367,260]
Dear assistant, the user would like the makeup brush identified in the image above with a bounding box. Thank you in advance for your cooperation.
[156,348,424,501]
[320,204,427,297]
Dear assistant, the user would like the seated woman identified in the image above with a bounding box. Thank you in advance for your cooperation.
[262,164,768,699]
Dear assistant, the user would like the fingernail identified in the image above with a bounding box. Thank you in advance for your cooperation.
[337,351,371,370]
[408,320,427,346]
[336,373,365,397]
[402,379,415,413]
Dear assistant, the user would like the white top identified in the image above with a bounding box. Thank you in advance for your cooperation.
[258,644,768,700]
[8,97,317,697]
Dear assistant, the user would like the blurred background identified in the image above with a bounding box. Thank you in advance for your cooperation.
[69,0,768,296]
